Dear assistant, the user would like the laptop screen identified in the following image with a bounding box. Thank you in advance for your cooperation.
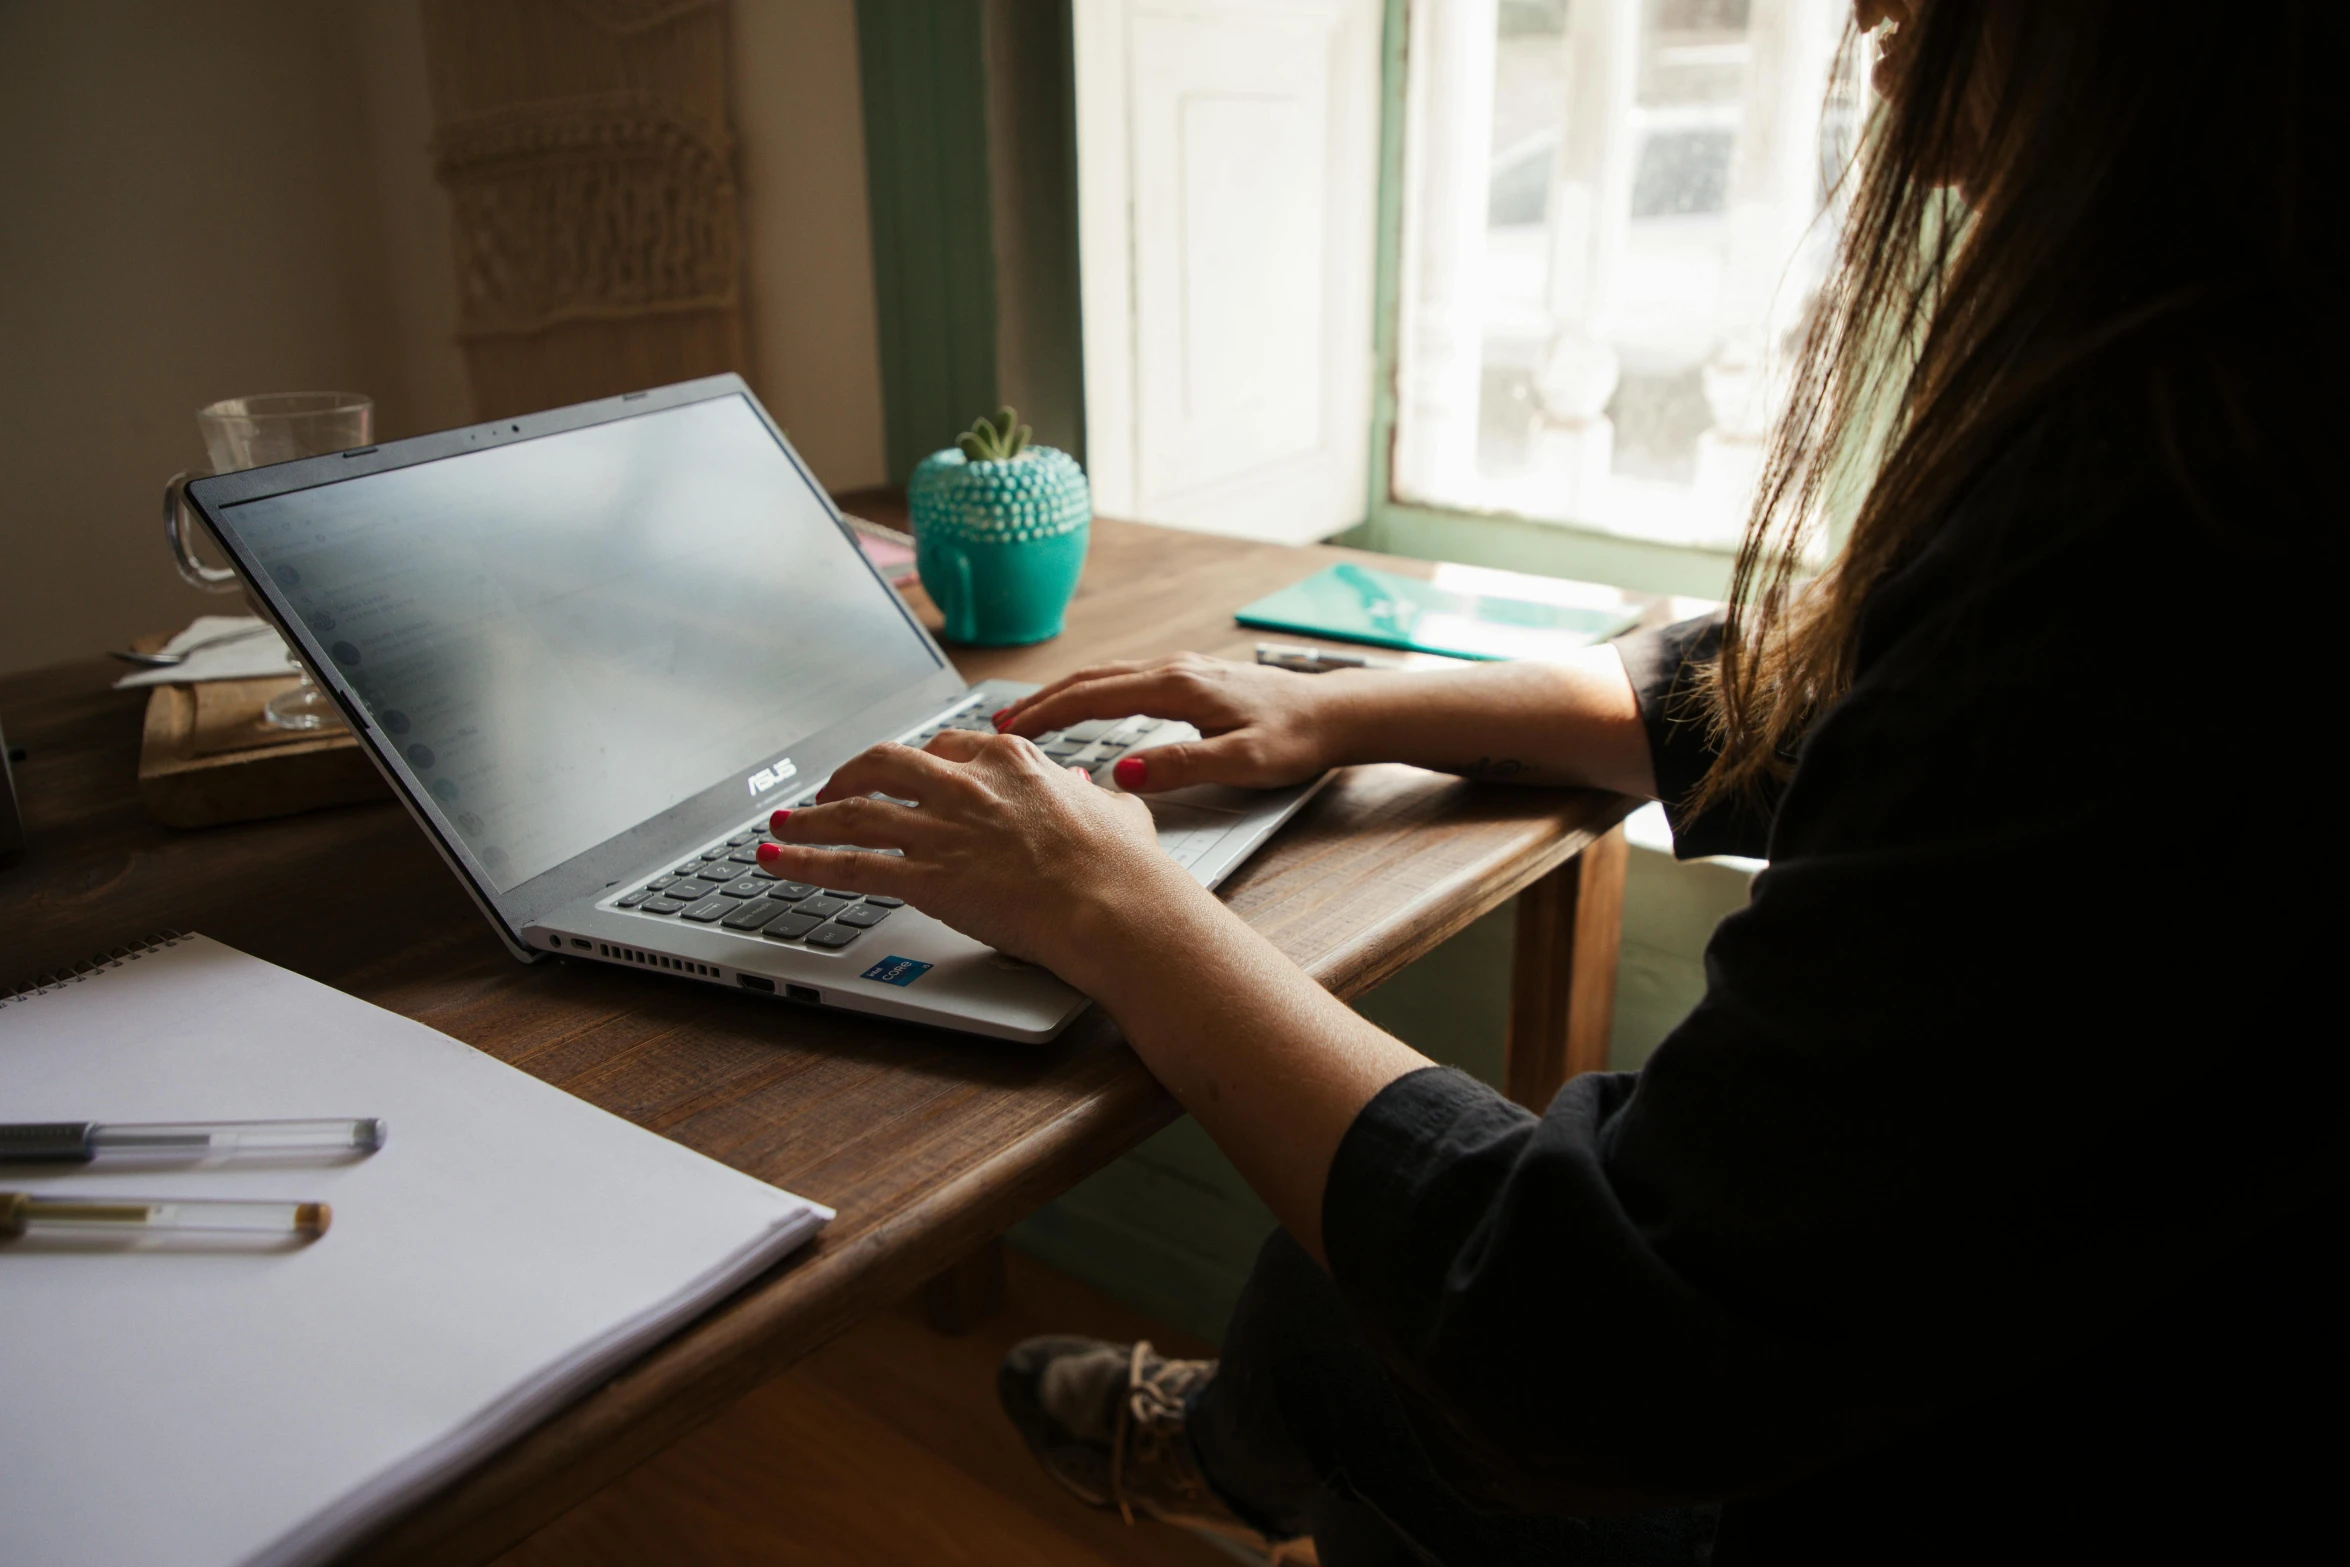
[221,394,943,893]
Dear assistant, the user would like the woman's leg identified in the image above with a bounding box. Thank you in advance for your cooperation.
[1001,1228,1711,1565]
[1190,1229,1714,1567]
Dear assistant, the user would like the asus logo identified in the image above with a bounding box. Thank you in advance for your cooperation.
[747,759,799,797]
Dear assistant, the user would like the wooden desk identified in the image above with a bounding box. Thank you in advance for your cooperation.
[0,518,1641,1563]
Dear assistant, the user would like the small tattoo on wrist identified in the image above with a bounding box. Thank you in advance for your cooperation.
[1458,756,1528,780]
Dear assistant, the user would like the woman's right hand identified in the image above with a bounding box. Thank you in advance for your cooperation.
[990,652,1374,793]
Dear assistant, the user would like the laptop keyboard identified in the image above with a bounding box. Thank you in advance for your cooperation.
[602,694,1218,950]
[615,837,904,949]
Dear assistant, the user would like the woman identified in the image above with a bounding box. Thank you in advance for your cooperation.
[758,2,2344,1560]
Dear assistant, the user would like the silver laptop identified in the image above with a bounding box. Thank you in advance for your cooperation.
[185,375,1327,1042]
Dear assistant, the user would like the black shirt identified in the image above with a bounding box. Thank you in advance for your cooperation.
[1320,405,2343,1561]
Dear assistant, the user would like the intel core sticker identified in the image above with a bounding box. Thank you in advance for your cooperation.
[862,956,932,987]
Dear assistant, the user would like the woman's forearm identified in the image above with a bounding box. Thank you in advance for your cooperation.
[1060,874,1432,1264]
[1047,647,1655,1254]
[795,645,1658,1258]
[993,643,1656,801]
[1317,643,1657,798]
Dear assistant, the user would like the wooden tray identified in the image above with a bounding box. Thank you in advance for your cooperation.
[137,676,388,828]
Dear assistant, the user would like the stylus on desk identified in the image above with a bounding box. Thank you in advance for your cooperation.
[1254,642,1406,674]
[0,1118,387,1164]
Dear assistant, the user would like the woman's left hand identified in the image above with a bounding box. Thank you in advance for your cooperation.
[754,730,1199,980]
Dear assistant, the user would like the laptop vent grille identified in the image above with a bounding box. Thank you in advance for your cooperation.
[596,943,717,978]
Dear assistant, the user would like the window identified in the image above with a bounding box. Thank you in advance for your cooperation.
[1392,0,1867,551]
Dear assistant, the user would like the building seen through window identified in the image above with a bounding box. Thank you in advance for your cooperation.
[1396,0,1865,549]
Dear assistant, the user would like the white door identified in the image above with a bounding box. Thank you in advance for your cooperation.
[1074,0,1382,545]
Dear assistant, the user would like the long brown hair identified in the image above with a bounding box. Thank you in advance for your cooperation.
[1695,0,2347,810]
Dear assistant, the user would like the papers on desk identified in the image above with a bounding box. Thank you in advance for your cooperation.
[0,935,830,1567]
[112,615,303,687]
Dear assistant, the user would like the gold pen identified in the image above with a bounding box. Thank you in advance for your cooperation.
[1,1190,332,1242]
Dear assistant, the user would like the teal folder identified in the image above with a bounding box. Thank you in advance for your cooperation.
[1234,562,1642,662]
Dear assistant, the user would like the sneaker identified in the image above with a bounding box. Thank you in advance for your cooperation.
[999,1336,1318,1563]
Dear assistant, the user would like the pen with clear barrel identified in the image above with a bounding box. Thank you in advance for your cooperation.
[1,1189,333,1240]
[0,1118,385,1163]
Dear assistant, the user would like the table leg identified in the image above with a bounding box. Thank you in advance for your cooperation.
[922,1237,1008,1334]
[1504,825,1629,1111]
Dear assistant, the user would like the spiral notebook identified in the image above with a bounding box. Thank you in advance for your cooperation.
[0,934,830,1567]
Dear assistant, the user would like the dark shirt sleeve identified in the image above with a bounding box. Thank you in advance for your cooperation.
[1614,617,1776,860]
[1320,433,2344,1512]
[1323,1064,1863,1507]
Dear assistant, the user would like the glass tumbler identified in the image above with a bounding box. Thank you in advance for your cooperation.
[164,392,374,731]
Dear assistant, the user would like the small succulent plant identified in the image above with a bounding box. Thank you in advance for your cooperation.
[913,404,1089,645]
[956,405,1033,462]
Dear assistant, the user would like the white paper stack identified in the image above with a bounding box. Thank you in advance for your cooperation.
[0,934,829,1567]
[112,615,301,687]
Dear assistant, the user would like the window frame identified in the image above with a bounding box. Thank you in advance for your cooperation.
[1351,0,1842,601]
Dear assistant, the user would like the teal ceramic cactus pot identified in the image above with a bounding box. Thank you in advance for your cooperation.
[908,445,1091,646]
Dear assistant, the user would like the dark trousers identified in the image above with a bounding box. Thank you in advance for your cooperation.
[1187,1229,1715,1567]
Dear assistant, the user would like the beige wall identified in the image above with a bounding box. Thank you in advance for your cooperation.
[0,0,886,678]
[734,0,890,492]
[0,1,460,676]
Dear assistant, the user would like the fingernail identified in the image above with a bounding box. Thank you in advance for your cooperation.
[767,808,793,833]
[990,708,1014,731]
[1113,757,1146,789]
[756,842,782,866]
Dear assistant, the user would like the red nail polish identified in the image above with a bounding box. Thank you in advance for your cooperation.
[768,808,792,833]
[756,842,782,865]
[991,708,1014,731]
[1113,757,1146,789]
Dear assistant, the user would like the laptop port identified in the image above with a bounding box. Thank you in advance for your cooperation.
[737,973,776,993]
[784,983,820,1005]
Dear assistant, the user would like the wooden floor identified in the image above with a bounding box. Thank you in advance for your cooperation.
[490,1252,1236,1567]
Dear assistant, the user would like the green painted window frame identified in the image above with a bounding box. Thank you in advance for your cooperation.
[856,0,1002,486]
[855,0,1739,595]
[1347,0,1740,602]
[854,1,1084,486]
